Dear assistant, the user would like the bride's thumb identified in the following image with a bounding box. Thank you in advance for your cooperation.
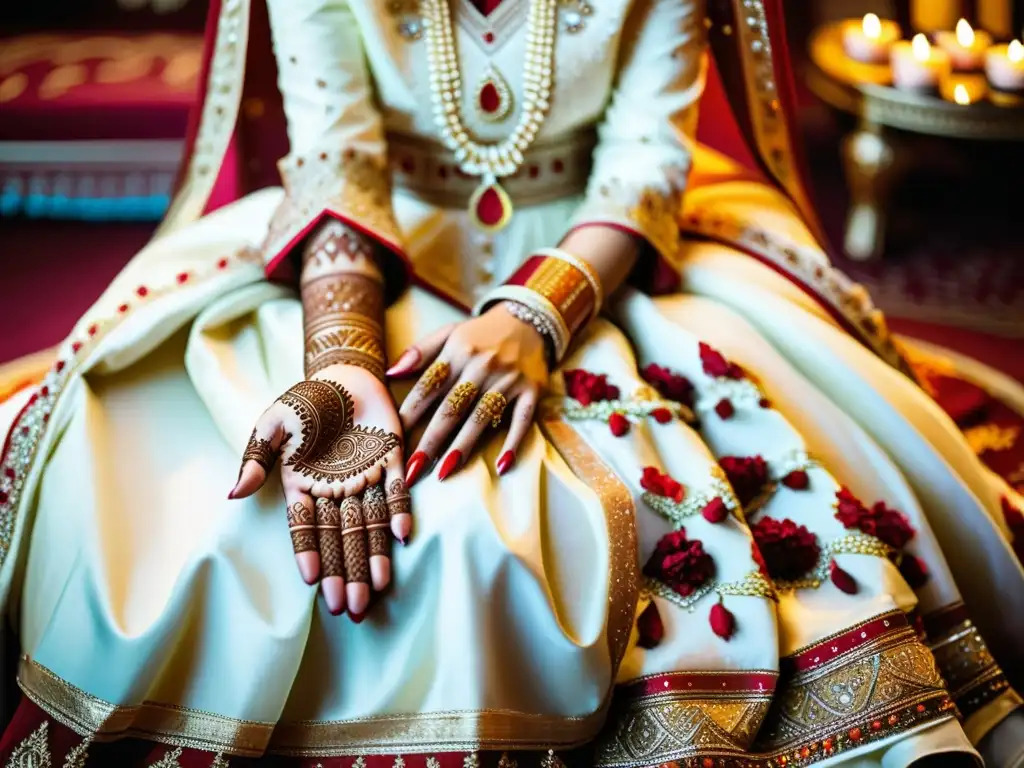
[229,416,285,499]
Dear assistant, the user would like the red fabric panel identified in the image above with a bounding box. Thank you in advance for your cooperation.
[469,0,504,16]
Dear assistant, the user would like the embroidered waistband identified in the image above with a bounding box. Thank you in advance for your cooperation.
[387,130,596,209]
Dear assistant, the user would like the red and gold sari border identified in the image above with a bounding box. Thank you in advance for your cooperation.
[753,610,955,764]
[784,610,910,674]
[618,670,778,700]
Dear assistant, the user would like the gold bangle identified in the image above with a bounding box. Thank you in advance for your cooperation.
[473,285,570,360]
[532,247,604,319]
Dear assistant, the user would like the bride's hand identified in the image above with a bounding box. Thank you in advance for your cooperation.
[388,303,548,485]
[230,364,409,620]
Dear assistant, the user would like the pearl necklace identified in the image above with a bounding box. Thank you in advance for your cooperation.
[422,0,558,232]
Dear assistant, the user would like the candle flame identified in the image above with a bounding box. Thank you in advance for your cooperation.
[912,33,931,61]
[1010,40,1024,63]
[863,13,882,40]
[953,84,971,104]
[955,18,975,47]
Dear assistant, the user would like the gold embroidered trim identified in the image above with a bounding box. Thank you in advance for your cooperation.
[593,677,776,766]
[753,624,955,760]
[265,148,403,265]
[554,394,696,426]
[158,0,249,236]
[928,618,1012,718]
[540,417,639,680]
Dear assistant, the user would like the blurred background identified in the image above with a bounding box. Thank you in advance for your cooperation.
[0,0,1021,383]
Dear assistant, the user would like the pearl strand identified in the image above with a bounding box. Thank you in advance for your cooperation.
[422,0,558,180]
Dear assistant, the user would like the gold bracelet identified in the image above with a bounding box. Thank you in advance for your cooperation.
[532,247,604,320]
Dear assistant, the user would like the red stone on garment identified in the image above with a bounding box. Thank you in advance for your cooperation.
[781,469,810,490]
[476,187,505,225]
[714,398,735,420]
[701,497,728,523]
[709,600,736,640]
[830,559,858,594]
[468,180,513,232]
[479,82,500,113]
[651,407,673,424]
[609,412,630,436]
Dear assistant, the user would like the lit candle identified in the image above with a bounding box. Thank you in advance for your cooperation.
[891,34,952,91]
[935,19,993,71]
[985,39,1024,92]
[842,13,901,64]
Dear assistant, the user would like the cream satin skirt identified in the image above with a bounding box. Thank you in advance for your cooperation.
[1,185,1022,765]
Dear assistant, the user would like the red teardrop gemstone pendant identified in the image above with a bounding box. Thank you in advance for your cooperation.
[479,82,501,114]
[468,179,512,232]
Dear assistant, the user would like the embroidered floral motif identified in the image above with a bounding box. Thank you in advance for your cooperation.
[641,470,739,528]
[208,754,230,768]
[750,517,820,582]
[496,752,518,768]
[393,757,406,768]
[149,747,183,768]
[6,721,50,768]
[699,342,744,380]
[643,529,714,598]
[425,759,441,768]
[720,455,770,509]
[640,363,695,408]
[834,488,915,549]
[462,754,480,768]
[563,368,619,404]
[540,750,566,768]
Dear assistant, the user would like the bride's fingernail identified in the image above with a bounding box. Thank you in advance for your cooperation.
[386,348,420,377]
[438,450,462,481]
[227,487,238,500]
[406,451,429,486]
[496,450,516,476]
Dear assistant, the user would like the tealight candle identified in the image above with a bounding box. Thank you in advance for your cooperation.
[891,34,952,91]
[985,39,1024,92]
[935,19,993,71]
[842,13,901,64]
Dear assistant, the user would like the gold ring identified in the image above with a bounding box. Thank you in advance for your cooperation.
[473,391,508,428]
[415,360,451,396]
[442,382,479,417]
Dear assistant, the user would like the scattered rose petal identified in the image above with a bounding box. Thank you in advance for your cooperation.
[829,559,858,594]
[720,455,770,508]
[899,553,930,588]
[714,398,735,420]
[709,601,736,640]
[637,601,664,649]
[641,364,695,407]
[564,369,620,406]
[699,342,744,379]
[835,488,915,549]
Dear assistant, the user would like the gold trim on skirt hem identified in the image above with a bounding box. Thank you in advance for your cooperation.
[17,420,640,758]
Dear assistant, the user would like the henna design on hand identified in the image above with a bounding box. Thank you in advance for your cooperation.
[240,428,277,474]
[287,501,317,554]
[303,220,375,267]
[340,497,370,585]
[385,478,411,519]
[315,497,344,578]
[362,485,390,558]
[281,379,400,484]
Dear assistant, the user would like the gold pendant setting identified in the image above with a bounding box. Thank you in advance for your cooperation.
[475,65,513,123]
[468,174,513,233]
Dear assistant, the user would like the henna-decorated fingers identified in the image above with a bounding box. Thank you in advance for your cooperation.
[231,419,285,499]
[340,496,371,619]
[315,497,346,614]
[284,487,320,585]
[362,485,391,591]
[495,383,540,476]
[385,469,412,544]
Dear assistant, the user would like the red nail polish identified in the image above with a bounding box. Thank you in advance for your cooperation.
[227,489,237,500]
[350,612,366,624]
[438,450,463,481]
[496,450,516,476]
[386,348,420,377]
[406,451,429,486]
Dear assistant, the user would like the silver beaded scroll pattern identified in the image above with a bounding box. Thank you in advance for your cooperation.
[391,0,593,40]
